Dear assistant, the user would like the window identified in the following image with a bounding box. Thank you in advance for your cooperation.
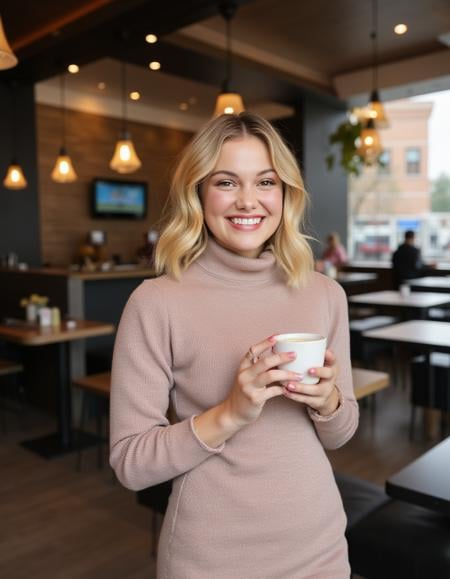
[405,147,421,174]
[378,149,391,174]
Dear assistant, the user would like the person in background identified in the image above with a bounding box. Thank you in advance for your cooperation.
[110,112,358,578]
[321,232,348,269]
[392,229,436,289]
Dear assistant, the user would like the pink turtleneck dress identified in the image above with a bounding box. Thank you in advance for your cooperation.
[110,238,358,579]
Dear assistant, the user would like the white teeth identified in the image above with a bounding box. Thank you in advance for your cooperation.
[230,217,262,225]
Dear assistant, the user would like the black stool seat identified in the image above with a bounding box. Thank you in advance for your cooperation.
[350,316,398,365]
[335,472,450,579]
[347,499,450,579]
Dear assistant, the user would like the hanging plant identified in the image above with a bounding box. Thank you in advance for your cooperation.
[326,114,385,177]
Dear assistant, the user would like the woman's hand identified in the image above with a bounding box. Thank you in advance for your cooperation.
[223,336,303,428]
[282,349,340,416]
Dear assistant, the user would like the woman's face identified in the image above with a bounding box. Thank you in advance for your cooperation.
[200,135,283,258]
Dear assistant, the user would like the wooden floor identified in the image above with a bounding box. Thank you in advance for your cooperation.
[0,379,446,578]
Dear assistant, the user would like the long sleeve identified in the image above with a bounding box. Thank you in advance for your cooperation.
[307,279,359,449]
[109,282,224,491]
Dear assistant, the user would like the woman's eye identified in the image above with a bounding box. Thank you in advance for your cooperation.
[217,180,235,188]
[259,179,275,187]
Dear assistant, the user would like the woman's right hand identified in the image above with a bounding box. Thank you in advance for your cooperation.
[223,336,302,428]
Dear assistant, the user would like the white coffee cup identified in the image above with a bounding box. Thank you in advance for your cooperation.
[399,284,411,297]
[274,333,327,385]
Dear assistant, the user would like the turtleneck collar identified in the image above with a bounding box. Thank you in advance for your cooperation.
[194,237,282,285]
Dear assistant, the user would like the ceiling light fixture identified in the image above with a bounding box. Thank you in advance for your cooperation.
[67,64,79,74]
[97,82,106,90]
[129,91,140,101]
[394,23,408,35]
[3,83,27,189]
[367,0,389,128]
[51,73,78,183]
[0,15,18,70]
[110,61,142,174]
[145,34,158,44]
[149,61,161,71]
[213,1,244,117]
[357,118,383,166]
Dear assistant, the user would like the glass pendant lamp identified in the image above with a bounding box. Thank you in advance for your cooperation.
[3,83,27,189]
[51,74,78,183]
[366,0,389,128]
[110,61,142,173]
[0,15,17,70]
[213,1,245,116]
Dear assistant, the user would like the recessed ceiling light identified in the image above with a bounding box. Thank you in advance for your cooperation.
[129,91,141,101]
[149,61,161,71]
[145,34,158,44]
[97,82,106,90]
[68,64,79,74]
[394,23,408,35]
[179,102,189,111]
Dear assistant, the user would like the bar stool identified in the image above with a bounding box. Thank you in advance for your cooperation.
[0,358,24,434]
[72,371,111,470]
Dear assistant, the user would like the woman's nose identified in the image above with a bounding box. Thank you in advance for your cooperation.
[236,186,257,210]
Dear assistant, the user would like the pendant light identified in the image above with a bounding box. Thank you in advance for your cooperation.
[51,73,78,183]
[357,118,382,166]
[3,83,27,189]
[213,1,245,117]
[367,0,389,128]
[110,61,142,173]
[0,15,17,70]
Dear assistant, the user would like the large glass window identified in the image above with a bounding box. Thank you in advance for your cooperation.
[405,147,421,174]
[348,92,450,263]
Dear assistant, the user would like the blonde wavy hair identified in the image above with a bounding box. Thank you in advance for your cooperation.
[154,112,314,287]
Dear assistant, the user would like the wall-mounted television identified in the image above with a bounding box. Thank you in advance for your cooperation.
[91,178,147,219]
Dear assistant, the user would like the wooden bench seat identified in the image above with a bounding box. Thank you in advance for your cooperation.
[0,358,23,377]
[352,367,390,401]
[73,371,111,398]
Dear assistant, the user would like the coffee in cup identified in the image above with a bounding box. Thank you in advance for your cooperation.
[274,333,327,385]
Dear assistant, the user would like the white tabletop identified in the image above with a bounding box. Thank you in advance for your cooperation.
[349,290,450,309]
[407,277,450,290]
[363,320,450,350]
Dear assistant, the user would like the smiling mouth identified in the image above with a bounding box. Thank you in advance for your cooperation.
[228,217,264,225]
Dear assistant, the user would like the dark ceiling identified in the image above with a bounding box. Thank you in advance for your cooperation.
[1,0,449,107]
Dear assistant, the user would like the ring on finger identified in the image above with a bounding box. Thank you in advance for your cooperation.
[246,348,259,364]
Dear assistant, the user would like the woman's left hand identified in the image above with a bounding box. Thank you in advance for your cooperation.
[282,349,340,416]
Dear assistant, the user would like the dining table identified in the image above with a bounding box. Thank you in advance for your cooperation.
[0,318,115,458]
[386,436,450,516]
[407,276,450,293]
[348,290,450,320]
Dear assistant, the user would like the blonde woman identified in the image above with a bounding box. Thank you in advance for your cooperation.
[110,112,358,578]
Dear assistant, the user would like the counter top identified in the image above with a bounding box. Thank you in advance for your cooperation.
[0,266,156,280]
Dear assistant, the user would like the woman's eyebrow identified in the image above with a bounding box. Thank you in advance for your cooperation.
[209,168,276,178]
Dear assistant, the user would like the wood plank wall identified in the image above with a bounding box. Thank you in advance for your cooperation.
[36,104,193,266]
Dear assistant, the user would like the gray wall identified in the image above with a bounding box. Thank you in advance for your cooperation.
[0,82,41,266]
[302,95,348,258]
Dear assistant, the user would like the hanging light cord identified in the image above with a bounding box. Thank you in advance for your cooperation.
[371,0,378,93]
[225,14,232,91]
[219,1,237,92]
[60,73,66,149]
[121,61,127,135]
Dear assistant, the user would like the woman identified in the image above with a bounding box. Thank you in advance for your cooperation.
[321,232,348,269]
[110,112,358,578]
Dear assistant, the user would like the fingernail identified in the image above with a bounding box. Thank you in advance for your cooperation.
[268,335,277,343]
[288,352,296,359]
[309,368,316,375]
[295,373,304,380]
[287,383,296,391]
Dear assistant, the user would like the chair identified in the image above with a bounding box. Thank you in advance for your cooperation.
[349,316,398,367]
[72,371,111,470]
[0,358,24,434]
[409,353,450,439]
[335,472,450,579]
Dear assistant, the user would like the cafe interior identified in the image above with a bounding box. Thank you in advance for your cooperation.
[1,1,450,577]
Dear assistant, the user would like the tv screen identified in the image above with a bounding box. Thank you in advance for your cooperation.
[91,178,147,219]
